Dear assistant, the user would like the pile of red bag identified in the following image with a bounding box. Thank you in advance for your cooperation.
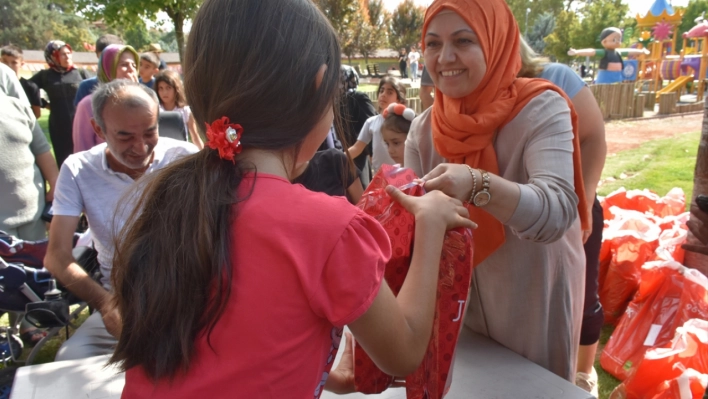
[353,165,475,399]
[599,187,689,325]
[597,187,708,397]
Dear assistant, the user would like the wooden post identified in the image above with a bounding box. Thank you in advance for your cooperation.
[684,99,708,275]
[634,94,645,118]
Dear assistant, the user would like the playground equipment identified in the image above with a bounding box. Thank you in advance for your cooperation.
[568,28,648,84]
[635,0,708,102]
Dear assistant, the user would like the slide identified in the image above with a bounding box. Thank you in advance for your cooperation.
[656,75,693,100]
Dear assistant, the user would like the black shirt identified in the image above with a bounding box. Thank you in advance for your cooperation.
[337,90,376,172]
[599,50,623,70]
[20,78,42,108]
[293,149,360,199]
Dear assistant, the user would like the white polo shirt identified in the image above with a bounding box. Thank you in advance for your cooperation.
[52,137,198,289]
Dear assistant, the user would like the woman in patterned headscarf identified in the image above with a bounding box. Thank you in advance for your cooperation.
[30,41,90,167]
[404,0,588,382]
[72,44,139,153]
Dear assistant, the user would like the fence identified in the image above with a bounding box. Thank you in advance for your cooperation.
[588,83,642,119]
[360,87,424,114]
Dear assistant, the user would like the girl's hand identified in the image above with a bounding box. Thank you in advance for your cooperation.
[324,333,355,394]
[386,185,476,231]
[420,164,475,203]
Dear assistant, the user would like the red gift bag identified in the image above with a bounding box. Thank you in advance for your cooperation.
[353,165,474,398]
[601,262,708,381]
[599,210,661,325]
[610,319,708,399]
[648,369,708,399]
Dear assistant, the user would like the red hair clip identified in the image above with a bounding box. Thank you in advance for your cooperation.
[205,117,244,162]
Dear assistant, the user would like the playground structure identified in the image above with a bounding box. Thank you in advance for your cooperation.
[635,0,708,103]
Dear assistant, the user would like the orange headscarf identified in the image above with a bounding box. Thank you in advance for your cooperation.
[422,0,589,266]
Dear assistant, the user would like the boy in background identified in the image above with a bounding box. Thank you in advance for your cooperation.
[1,45,42,118]
[138,52,160,89]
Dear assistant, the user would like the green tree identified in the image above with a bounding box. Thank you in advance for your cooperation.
[544,10,579,62]
[0,0,95,50]
[388,0,425,51]
[356,0,387,64]
[65,0,200,62]
[570,0,629,51]
[504,0,564,37]
[525,12,555,54]
[315,0,359,62]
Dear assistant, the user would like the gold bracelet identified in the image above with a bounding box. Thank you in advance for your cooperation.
[466,165,477,204]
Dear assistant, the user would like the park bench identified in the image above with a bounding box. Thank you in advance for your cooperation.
[354,65,368,78]
[366,64,384,78]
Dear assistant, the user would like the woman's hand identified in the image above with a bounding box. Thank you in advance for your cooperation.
[386,184,476,231]
[420,164,475,203]
[324,333,355,394]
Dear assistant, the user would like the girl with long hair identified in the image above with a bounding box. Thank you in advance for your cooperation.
[109,0,474,397]
[154,69,204,149]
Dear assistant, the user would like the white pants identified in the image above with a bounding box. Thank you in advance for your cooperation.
[55,311,117,361]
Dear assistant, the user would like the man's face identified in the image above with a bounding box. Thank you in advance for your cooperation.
[94,91,159,171]
[1,55,21,75]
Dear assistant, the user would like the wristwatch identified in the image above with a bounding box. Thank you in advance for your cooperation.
[472,169,491,207]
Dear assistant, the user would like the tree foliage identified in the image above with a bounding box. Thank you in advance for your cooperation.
[570,0,629,50]
[505,0,564,37]
[388,0,425,51]
[525,12,555,54]
[64,0,200,62]
[544,10,578,62]
[316,0,360,61]
[0,0,95,50]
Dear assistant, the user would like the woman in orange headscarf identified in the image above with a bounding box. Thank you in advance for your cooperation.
[405,0,589,381]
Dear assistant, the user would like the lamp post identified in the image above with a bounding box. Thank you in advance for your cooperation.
[524,7,531,38]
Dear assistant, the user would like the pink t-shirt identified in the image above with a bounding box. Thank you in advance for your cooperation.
[122,173,390,399]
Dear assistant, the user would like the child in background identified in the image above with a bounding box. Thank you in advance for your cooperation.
[348,76,406,173]
[381,103,415,166]
[110,0,475,397]
[138,52,160,89]
[1,45,43,118]
[154,69,204,149]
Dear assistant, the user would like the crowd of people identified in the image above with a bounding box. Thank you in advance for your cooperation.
[1,0,707,398]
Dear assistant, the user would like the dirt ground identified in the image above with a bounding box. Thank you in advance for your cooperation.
[604,112,703,154]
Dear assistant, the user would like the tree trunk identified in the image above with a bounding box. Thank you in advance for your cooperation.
[166,7,185,67]
[685,99,708,275]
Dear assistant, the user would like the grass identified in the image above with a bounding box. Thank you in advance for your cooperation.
[594,130,700,398]
[597,131,699,209]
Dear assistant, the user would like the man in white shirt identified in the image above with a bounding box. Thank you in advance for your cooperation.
[44,80,198,361]
[407,46,421,82]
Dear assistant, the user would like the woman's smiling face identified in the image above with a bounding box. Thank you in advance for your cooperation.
[424,10,487,99]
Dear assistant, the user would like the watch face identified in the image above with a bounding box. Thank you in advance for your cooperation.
[473,191,491,207]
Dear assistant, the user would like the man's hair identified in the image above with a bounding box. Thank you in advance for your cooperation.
[96,35,124,53]
[139,52,160,68]
[1,45,23,58]
[92,80,159,131]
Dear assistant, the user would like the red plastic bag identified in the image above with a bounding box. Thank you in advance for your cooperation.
[599,209,661,325]
[649,369,708,399]
[601,262,708,381]
[602,187,686,221]
[353,165,474,399]
[610,319,708,399]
